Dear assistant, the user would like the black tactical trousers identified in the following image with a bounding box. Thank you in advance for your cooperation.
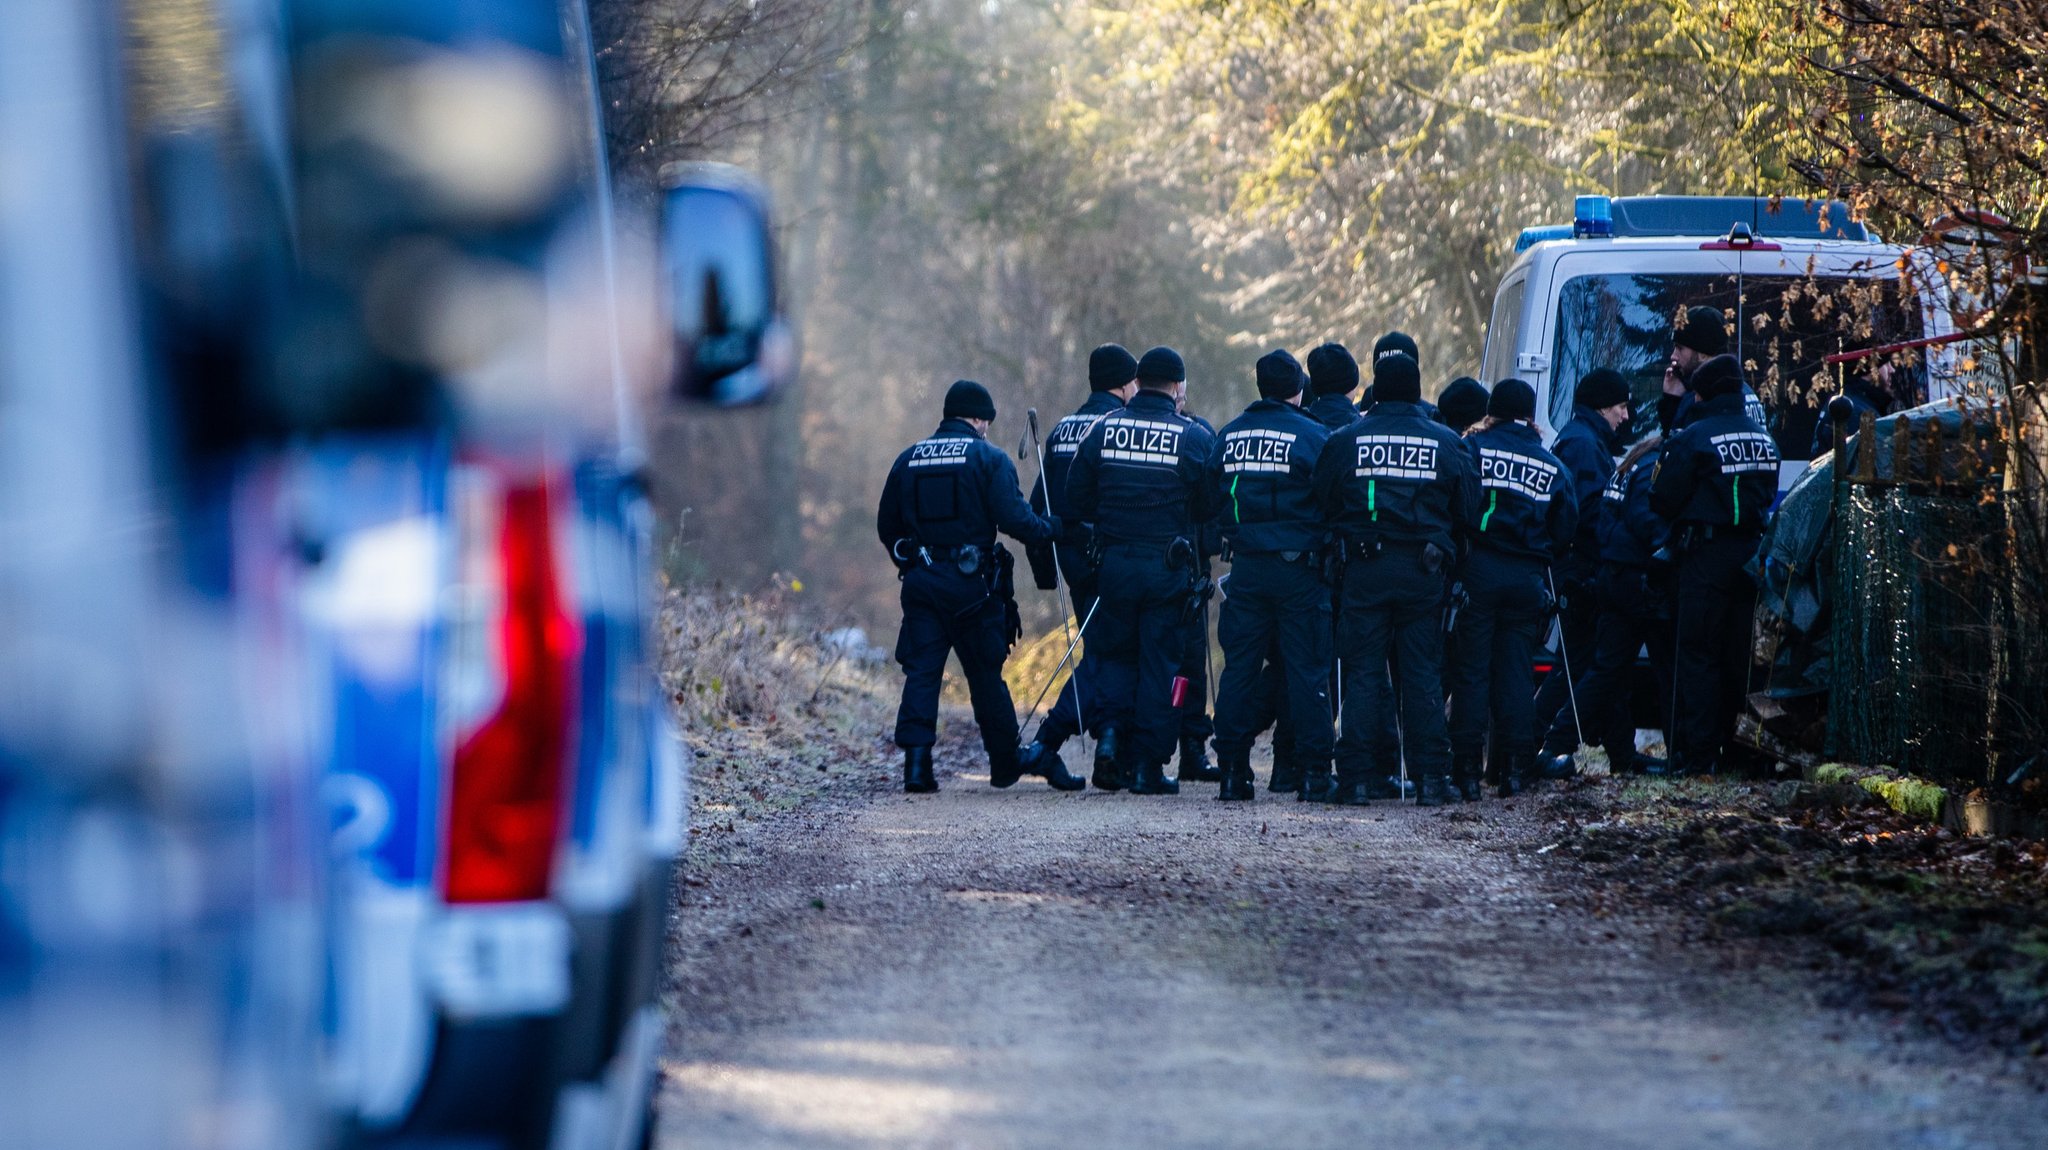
[1212,554,1333,770]
[1335,545,1451,784]
[1543,565,1674,759]
[1449,550,1549,760]
[1092,543,1192,770]
[893,564,1018,769]
[1531,581,1598,751]
[1672,533,1759,770]
[1258,590,1358,774]
[1034,575,1102,751]
[1177,592,1214,747]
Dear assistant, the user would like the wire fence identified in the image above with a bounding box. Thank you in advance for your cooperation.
[1827,404,2048,790]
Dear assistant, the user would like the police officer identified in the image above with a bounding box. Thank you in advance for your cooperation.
[1305,342,1363,428]
[1436,377,1489,436]
[1541,432,1675,777]
[1172,376,1224,783]
[1360,331,1439,421]
[1533,367,1630,761]
[1450,380,1576,798]
[878,380,1084,793]
[1311,341,1410,800]
[1651,354,1778,775]
[1661,305,1768,435]
[1206,351,1335,802]
[1252,342,1366,796]
[1312,351,1478,806]
[1066,347,1218,795]
[1019,345,1139,783]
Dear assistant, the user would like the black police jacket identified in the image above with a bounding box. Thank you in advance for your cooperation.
[1031,390,1124,571]
[1310,400,1478,554]
[1034,390,1123,516]
[1650,391,1780,532]
[1065,388,1218,546]
[1207,398,1332,554]
[877,419,1058,555]
[1306,393,1361,430]
[1466,421,1577,564]
[1185,410,1226,560]
[1549,406,1620,577]
[1598,441,1668,569]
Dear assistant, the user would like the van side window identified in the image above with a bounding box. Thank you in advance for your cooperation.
[1549,272,1922,458]
[1481,276,1526,384]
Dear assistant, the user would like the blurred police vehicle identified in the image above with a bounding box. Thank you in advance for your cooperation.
[1481,194,1960,491]
[2,0,789,1147]
[1,2,326,1148]
[279,4,789,1150]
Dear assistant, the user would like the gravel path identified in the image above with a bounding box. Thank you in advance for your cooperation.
[657,736,2048,1149]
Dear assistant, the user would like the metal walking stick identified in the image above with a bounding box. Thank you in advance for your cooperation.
[1023,406,1085,738]
[1547,568,1592,773]
[1018,595,1101,737]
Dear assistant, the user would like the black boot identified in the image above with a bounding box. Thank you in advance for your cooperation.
[1451,753,1484,804]
[1091,726,1123,791]
[1267,747,1303,794]
[1129,758,1180,796]
[1497,753,1533,799]
[1538,751,1578,780]
[1417,773,1452,806]
[1298,765,1336,804]
[1328,774,1371,806]
[1017,741,1087,792]
[903,746,937,793]
[1217,750,1256,802]
[990,745,1026,788]
[1178,736,1222,783]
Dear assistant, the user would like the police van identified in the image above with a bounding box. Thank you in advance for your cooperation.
[1478,195,1960,490]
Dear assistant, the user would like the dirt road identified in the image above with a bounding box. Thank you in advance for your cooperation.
[656,737,2048,1148]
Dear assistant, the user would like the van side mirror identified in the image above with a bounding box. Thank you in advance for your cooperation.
[660,165,796,405]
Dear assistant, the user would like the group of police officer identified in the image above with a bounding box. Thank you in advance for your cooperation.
[876,303,1780,802]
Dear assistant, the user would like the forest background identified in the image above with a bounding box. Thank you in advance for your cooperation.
[593,0,2046,636]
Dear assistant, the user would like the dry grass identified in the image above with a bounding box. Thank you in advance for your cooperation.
[655,583,895,732]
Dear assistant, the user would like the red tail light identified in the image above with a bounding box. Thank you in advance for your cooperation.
[443,479,579,903]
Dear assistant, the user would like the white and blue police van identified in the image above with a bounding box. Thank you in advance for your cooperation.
[1479,194,1962,493]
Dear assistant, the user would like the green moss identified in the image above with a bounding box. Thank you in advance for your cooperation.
[1812,762,1858,786]
[1856,774,1949,823]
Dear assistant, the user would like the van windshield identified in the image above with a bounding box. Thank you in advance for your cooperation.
[1550,271,1924,459]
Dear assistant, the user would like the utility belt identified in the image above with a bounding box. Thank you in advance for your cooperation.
[1670,522,1761,553]
[892,538,998,576]
[1219,539,1323,569]
[892,537,1023,644]
[1341,534,1449,576]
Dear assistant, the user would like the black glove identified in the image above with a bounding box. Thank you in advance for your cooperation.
[1024,541,1059,591]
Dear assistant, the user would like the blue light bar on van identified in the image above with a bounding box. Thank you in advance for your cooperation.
[1574,195,1612,238]
[1514,225,1574,252]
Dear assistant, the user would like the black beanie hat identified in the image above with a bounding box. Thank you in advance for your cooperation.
[1089,343,1139,392]
[1689,354,1744,400]
[1255,349,1307,400]
[1675,306,1729,356]
[1305,342,1360,396]
[1488,378,1537,421]
[1372,352,1422,403]
[1135,346,1186,385]
[1437,376,1489,431]
[943,379,997,421]
[1576,367,1629,411]
[1373,331,1420,369]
